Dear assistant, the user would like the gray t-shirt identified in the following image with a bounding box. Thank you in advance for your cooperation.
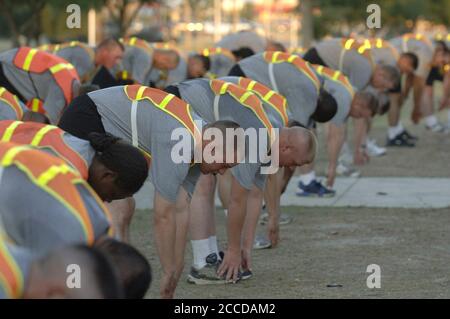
[216,31,267,53]
[0,89,27,121]
[0,165,111,256]
[0,238,32,299]
[390,36,433,78]
[121,45,154,85]
[177,78,280,190]
[321,76,353,126]
[238,53,319,126]
[0,49,80,124]
[53,44,95,82]
[315,38,373,91]
[208,53,235,78]
[88,86,203,203]
[219,76,287,128]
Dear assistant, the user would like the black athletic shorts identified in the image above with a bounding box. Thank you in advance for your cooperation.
[228,64,247,77]
[58,93,105,140]
[302,48,328,67]
[91,66,122,89]
[426,67,444,86]
[164,85,182,98]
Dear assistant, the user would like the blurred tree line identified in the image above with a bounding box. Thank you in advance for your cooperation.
[0,0,158,47]
[307,0,450,39]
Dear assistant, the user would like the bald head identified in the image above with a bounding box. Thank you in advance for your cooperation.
[153,49,180,70]
[24,245,123,299]
[278,126,317,167]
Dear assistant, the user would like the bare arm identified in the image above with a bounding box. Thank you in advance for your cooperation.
[353,118,369,166]
[153,191,177,299]
[263,173,280,247]
[217,176,249,282]
[327,123,346,187]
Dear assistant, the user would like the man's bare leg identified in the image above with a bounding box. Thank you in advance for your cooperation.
[174,188,191,283]
[189,174,219,272]
[105,197,135,242]
[217,170,232,210]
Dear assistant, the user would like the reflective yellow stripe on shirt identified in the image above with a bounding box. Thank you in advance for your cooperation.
[22,48,38,71]
[1,121,23,142]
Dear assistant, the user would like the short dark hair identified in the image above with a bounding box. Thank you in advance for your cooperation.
[97,37,124,51]
[191,54,211,71]
[95,238,151,299]
[231,47,255,60]
[87,132,149,195]
[401,52,419,70]
[310,88,338,123]
[75,245,124,299]
[380,64,401,88]
[434,40,448,52]
[356,91,379,116]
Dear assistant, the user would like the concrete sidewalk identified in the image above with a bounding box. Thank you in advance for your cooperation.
[134,176,450,210]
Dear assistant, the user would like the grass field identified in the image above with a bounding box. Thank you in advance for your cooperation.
[131,85,450,299]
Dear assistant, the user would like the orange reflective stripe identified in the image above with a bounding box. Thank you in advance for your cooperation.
[25,98,45,114]
[124,85,202,146]
[210,79,275,142]
[313,65,355,97]
[13,47,79,106]
[0,143,96,244]
[0,121,89,180]
[238,77,289,126]
[340,38,375,70]
[263,52,320,92]
[0,87,24,120]
[0,240,23,299]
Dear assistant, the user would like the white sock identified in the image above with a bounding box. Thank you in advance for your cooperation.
[425,115,438,128]
[208,236,219,259]
[299,171,316,185]
[223,209,228,217]
[191,239,211,270]
[387,122,404,139]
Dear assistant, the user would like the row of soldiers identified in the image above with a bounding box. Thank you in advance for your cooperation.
[0,29,448,298]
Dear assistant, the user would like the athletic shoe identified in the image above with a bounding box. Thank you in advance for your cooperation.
[241,269,253,280]
[399,130,418,141]
[386,134,415,147]
[296,180,336,197]
[259,212,293,225]
[426,123,445,133]
[336,162,361,177]
[253,235,272,250]
[366,139,387,157]
[187,253,229,285]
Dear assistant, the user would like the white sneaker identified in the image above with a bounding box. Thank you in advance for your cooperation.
[426,123,445,133]
[336,162,361,177]
[366,138,387,157]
